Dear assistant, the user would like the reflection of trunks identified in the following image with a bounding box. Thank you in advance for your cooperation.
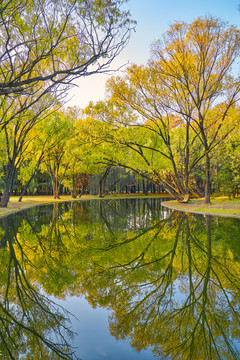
[1,199,240,359]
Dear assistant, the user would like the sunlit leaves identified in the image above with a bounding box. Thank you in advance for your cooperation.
[0,0,134,95]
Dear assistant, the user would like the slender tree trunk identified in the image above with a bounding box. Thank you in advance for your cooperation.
[99,167,111,198]
[19,173,35,202]
[78,185,85,198]
[19,152,44,202]
[142,180,148,195]
[204,152,211,204]
[142,180,145,195]
[184,121,190,196]
[152,183,155,193]
[169,151,184,196]
[99,176,104,198]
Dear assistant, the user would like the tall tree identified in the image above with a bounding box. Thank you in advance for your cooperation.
[0,0,134,206]
[105,17,240,203]
[0,85,63,207]
[40,109,74,199]
[106,67,199,200]
[150,17,240,203]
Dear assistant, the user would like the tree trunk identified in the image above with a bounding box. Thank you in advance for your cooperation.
[19,173,35,202]
[204,152,211,204]
[71,175,78,198]
[71,190,78,199]
[19,153,44,202]
[99,167,111,198]
[52,179,60,199]
[99,177,104,198]
[142,180,148,195]
[1,189,11,208]
[1,164,16,207]
[184,121,190,196]
[78,186,85,198]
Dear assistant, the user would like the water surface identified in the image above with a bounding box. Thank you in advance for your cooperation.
[0,198,240,359]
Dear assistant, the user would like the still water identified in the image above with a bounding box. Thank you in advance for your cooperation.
[1,198,240,359]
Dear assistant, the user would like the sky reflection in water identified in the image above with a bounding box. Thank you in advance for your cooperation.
[0,198,240,359]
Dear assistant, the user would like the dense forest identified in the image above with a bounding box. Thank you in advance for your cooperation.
[0,1,240,207]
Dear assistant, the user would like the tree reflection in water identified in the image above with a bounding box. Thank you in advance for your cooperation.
[0,213,76,360]
[103,212,240,360]
[0,199,240,359]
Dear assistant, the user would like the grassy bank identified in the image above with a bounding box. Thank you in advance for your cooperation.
[0,193,167,218]
[162,196,240,218]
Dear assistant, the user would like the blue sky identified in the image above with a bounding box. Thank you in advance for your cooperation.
[68,0,240,108]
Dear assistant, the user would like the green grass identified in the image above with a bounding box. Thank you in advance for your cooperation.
[162,196,240,217]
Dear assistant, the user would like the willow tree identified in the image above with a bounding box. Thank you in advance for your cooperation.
[79,99,185,199]
[0,0,134,206]
[0,0,134,98]
[0,85,65,207]
[106,66,198,201]
[150,17,240,203]
[38,110,75,200]
[107,17,240,203]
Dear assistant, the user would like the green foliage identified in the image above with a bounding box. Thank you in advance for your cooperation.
[213,139,240,198]
[0,0,134,205]
[1,15,240,203]
[0,0,134,95]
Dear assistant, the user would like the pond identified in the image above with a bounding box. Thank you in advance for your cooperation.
[1,198,240,359]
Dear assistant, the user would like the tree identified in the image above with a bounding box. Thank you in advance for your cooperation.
[0,0,134,205]
[0,85,63,207]
[212,128,240,198]
[79,96,203,201]
[105,17,240,203]
[0,0,134,97]
[40,109,74,199]
[0,213,76,359]
[106,69,199,201]
[17,137,47,202]
[150,17,240,203]
[74,109,127,196]
[57,107,90,198]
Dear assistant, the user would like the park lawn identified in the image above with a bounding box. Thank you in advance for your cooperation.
[162,196,240,217]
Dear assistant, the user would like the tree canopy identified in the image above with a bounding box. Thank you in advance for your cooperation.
[0,0,134,95]
[1,16,240,205]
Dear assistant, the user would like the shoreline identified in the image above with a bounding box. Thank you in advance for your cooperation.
[162,202,240,219]
[162,196,240,219]
[0,194,168,219]
[0,195,240,220]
